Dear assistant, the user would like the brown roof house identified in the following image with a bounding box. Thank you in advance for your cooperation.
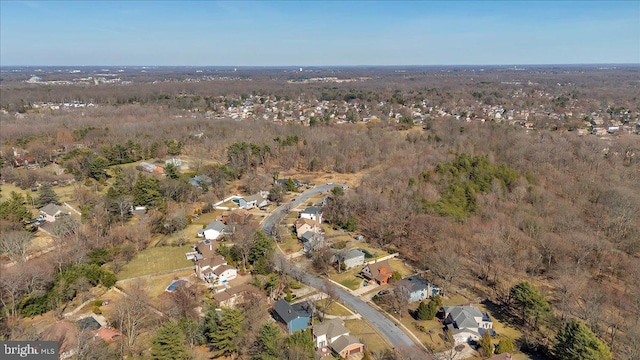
[313,319,365,359]
[361,260,393,285]
[295,218,321,239]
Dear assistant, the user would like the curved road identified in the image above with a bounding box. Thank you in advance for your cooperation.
[262,184,426,357]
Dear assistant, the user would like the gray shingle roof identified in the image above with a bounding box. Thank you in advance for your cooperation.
[39,203,70,217]
[274,299,312,324]
[330,335,362,354]
[313,319,349,339]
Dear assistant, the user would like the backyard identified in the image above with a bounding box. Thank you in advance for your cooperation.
[116,244,194,280]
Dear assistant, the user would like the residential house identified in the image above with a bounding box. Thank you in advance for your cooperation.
[313,319,349,348]
[212,264,237,284]
[189,175,213,188]
[397,275,440,303]
[295,217,321,239]
[195,255,228,283]
[220,209,252,225]
[233,193,268,209]
[300,206,323,224]
[443,306,494,344]
[301,231,324,253]
[212,284,257,308]
[331,335,365,359]
[361,260,393,285]
[136,161,164,174]
[197,220,227,240]
[273,299,312,334]
[336,249,365,269]
[185,239,217,261]
[312,319,365,358]
[39,203,71,222]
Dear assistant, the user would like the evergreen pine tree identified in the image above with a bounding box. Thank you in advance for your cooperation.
[208,308,244,357]
[416,300,430,320]
[255,322,283,360]
[36,182,60,207]
[555,319,612,360]
[496,337,514,354]
[479,330,493,356]
[151,321,190,360]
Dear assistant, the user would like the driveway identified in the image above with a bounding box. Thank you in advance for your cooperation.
[262,184,428,359]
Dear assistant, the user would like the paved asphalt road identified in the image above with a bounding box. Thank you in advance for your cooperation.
[262,184,426,358]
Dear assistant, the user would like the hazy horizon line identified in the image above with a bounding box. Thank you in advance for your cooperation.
[2,63,639,69]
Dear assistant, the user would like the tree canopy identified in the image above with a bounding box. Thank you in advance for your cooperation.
[555,319,612,360]
[151,321,190,360]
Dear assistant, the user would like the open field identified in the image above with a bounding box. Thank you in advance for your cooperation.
[344,319,389,354]
[117,245,194,280]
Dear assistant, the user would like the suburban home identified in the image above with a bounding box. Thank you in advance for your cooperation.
[220,209,252,225]
[195,255,228,283]
[336,249,365,269]
[443,306,494,344]
[313,319,349,348]
[361,260,393,285]
[331,334,365,359]
[300,206,323,223]
[301,231,324,253]
[212,264,237,284]
[39,203,71,222]
[273,299,312,334]
[295,217,321,239]
[233,193,269,209]
[212,284,257,308]
[397,275,440,303]
[197,220,227,240]
[189,175,213,188]
[313,319,365,358]
[136,161,164,174]
[186,239,217,261]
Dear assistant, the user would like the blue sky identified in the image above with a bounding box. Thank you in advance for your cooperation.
[1,1,639,66]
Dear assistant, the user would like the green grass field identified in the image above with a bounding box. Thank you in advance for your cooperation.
[317,299,354,317]
[344,319,389,354]
[330,268,363,290]
[117,245,194,280]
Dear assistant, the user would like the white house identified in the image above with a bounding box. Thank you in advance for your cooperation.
[295,218,321,239]
[338,249,365,269]
[234,193,268,209]
[195,255,228,283]
[212,265,237,285]
[443,306,494,344]
[197,220,227,240]
[300,206,323,224]
[39,203,71,223]
[313,319,349,348]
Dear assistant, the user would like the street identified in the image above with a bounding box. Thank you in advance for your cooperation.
[262,183,428,358]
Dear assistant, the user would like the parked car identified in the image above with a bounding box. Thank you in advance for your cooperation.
[377,290,390,296]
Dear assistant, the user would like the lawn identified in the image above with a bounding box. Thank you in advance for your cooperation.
[316,299,354,317]
[280,228,303,254]
[344,319,389,354]
[330,268,363,290]
[388,259,414,278]
[117,245,194,280]
[120,269,195,299]
[398,303,449,352]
